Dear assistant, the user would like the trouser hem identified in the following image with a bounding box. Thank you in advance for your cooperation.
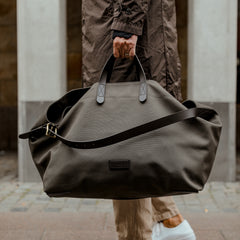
[153,208,181,223]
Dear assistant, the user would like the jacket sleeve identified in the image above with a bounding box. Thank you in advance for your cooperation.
[111,0,149,36]
[112,30,133,40]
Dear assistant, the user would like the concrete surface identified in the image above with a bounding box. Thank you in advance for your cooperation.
[17,0,67,182]
[188,0,238,182]
[0,180,239,240]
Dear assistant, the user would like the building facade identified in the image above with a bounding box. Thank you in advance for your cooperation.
[0,0,238,181]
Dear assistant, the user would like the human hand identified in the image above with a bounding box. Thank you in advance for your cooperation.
[113,35,138,60]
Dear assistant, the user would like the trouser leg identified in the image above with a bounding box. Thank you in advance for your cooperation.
[112,196,181,240]
[112,198,153,240]
[151,196,181,223]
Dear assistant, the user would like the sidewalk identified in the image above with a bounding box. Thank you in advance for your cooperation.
[0,181,240,239]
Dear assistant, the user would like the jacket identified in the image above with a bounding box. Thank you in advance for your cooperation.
[82,0,183,102]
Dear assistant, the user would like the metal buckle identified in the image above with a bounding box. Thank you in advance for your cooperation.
[45,123,57,138]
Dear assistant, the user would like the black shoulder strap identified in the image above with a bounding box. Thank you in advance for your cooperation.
[19,107,216,149]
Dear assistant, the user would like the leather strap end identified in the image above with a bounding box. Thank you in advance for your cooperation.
[96,84,106,104]
[18,125,46,140]
[139,95,147,103]
[139,82,147,103]
[96,96,104,104]
[19,132,31,139]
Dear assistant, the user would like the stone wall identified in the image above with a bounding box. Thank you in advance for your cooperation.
[0,0,17,150]
[0,0,83,150]
[0,0,187,150]
[176,0,188,100]
[67,0,82,90]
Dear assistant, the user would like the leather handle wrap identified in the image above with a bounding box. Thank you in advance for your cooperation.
[96,54,147,104]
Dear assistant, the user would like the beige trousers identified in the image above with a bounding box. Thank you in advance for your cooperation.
[112,197,180,240]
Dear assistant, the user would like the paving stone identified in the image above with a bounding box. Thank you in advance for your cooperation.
[0,197,19,204]
[210,193,226,201]
[221,230,240,240]
[64,198,81,208]
[65,198,81,203]
[222,208,237,213]
[0,181,240,215]
[194,230,225,240]
[172,196,185,204]
[20,195,38,203]
[200,203,220,209]
[0,230,43,240]
[46,204,65,210]
[225,182,240,189]
[44,208,62,212]
[227,195,240,203]
[199,198,216,206]
[36,196,50,201]
[60,208,78,213]
[34,198,52,204]
[79,205,97,212]
[17,183,34,189]
[26,189,41,194]
[224,188,236,194]
[28,204,48,212]
[182,206,204,213]
[97,199,112,204]
[95,209,113,213]
[41,230,99,240]
[209,181,226,190]
[82,199,97,205]
[12,201,32,208]
[0,206,13,212]
[0,212,238,240]
[49,198,66,203]
[64,202,80,209]
[10,207,28,212]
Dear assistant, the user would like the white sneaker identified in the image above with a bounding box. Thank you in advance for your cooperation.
[152,220,196,240]
[152,221,161,240]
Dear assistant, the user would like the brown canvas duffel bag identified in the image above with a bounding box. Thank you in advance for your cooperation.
[19,54,222,199]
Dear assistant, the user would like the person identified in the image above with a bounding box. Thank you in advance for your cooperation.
[82,0,196,239]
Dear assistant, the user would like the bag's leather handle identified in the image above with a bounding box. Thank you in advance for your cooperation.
[96,54,148,104]
[19,104,218,149]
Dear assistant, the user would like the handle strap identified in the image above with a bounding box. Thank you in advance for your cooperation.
[19,106,216,149]
[96,54,147,104]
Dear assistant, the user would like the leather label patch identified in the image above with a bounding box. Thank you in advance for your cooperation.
[109,160,130,170]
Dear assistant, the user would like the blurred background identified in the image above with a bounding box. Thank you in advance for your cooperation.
[0,0,239,183]
[0,1,240,239]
